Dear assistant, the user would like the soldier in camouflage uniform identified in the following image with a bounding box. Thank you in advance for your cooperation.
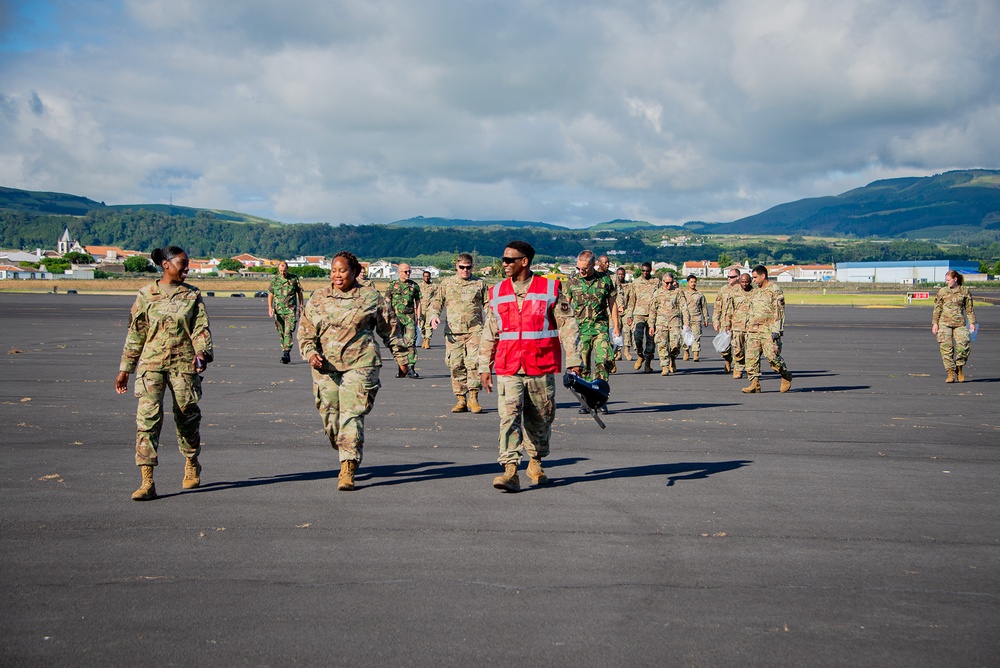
[932,270,976,383]
[115,246,213,501]
[743,265,793,394]
[625,262,659,372]
[713,268,742,373]
[385,263,422,378]
[614,267,633,360]
[722,273,754,381]
[648,274,690,376]
[419,270,439,348]
[682,275,710,362]
[268,261,304,364]
[298,251,409,491]
[427,253,490,413]
[564,251,620,397]
[479,241,582,492]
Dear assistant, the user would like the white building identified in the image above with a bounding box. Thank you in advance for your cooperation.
[367,260,397,279]
[835,261,979,284]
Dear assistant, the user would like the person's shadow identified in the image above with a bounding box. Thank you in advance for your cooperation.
[550,459,752,487]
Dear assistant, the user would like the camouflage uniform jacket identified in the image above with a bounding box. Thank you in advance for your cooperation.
[650,288,690,330]
[419,281,440,314]
[120,281,213,374]
[713,282,740,329]
[932,286,975,328]
[269,274,303,314]
[614,280,631,316]
[298,283,408,372]
[385,278,422,316]
[625,276,659,318]
[723,287,754,332]
[479,275,583,372]
[565,272,617,336]
[685,289,708,324]
[426,274,490,334]
[746,282,785,334]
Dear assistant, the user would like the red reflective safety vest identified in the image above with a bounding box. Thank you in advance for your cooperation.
[488,275,562,375]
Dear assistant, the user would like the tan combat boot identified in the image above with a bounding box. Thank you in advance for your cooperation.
[643,358,652,374]
[338,460,357,491]
[634,356,643,371]
[131,465,157,501]
[724,359,731,373]
[693,351,700,362]
[733,368,742,380]
[451,394,468,413]
[683,349,689,361]
[742,379,761,393]
[660,367,670,376]
[492,463,520,492]
[421,339,430,349]
[669,356,677,373]
[526,457,548,485]
[779,370,793,393]
[609,360,617,374]
[182,456,201,489]
[467,390,483,414]
[945,369,956,383]
[956,366,966,382]
[624,349,633,361]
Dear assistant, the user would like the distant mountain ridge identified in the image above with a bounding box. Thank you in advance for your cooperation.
[713,169,1000,237]
[2,168,998,238]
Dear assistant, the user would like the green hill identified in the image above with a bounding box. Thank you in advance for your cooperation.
[713,169,1000,238]
[387,216,563,230]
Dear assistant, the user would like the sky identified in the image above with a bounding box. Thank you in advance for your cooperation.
[1,0,999,228]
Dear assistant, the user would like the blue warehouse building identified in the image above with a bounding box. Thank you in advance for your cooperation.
[835,260,980,284]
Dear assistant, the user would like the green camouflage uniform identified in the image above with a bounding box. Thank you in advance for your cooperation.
[419,280,440,343]
[650,285,690,368]
[745,281,789,382]
[565,271,617,381]
[683,287,709,355]
[713,281,740,364]
[723,285,754,377]
[269,273,304,352]
[385,278,422,366]
[625,275,659,360]
[120,281,214,467]
[479,275,583,465]
[298,283,408,464]
[933,285,976,371]
[615,278,633,356]
[426,274,490,397]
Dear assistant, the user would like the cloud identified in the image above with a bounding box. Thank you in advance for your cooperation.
[1,0,998,227]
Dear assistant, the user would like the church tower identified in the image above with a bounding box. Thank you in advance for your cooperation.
[57,228,72,255]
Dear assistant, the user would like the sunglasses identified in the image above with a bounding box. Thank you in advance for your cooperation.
[457,264,472,270]
[501,256,525,264]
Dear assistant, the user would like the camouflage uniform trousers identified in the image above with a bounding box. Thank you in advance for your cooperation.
[622,322,634,356]
[133,370,202,466]
[496,373,555,465]
[273,309,297,352]
[580,328,614,381]
[312,366,381,464]
[655,326,683,367]
[682,322,704,355]
[445,329,482,396]
[936,324,971,371]
[395,313,419,366]
[632,318,656,360]
[731,330,748,376]
[419,313,434,344]
[745,331,788,381]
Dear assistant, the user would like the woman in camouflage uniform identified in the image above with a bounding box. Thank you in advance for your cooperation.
[115,246,213,501]
[932,270,976,383]
[298,251,410,491]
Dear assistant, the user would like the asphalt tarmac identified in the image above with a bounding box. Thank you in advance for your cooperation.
[1,292,998,666]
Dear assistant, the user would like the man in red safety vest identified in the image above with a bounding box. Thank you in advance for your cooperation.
[479,240,582,492]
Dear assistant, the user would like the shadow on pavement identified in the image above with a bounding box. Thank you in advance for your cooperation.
[798,385,871,392]
[551,459,752,487]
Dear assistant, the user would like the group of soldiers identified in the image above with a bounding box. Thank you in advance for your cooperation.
[269,252,794,409]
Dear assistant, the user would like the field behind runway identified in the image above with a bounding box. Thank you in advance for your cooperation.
[1,293,998,666]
